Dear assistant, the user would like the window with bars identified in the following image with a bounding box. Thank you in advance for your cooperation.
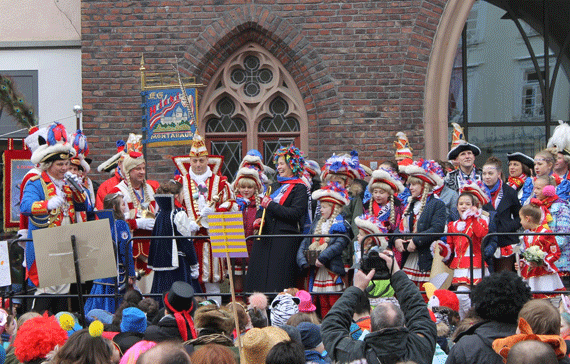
[521,70,545,119]
[201,43,308,182]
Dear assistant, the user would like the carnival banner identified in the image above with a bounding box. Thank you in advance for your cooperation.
[3,139,33,231]
[141,87,197,147]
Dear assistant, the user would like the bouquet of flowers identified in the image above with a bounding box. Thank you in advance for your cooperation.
[522,245,546,265]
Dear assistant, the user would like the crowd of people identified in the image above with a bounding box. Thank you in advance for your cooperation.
[4,119,570,363]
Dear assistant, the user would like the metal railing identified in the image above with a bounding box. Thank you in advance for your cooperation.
[5,230,570,316]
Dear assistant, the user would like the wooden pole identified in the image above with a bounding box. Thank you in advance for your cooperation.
[226,251,243,361]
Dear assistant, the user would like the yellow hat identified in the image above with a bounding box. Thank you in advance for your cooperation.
[189,133,208,157]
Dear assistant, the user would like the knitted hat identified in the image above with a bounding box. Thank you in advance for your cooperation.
[447,123,481,161]
[189,133,208,157]
[279,325,302,346]
[270,294,300,327]
[242,326,290,364]
[30,122,75,165]
[547,120,570,156]
[394,132,413,165]
[296,290,316,313]
[401,159,444,187]
[354,214,389,250]
[24,126,48,154]
[312,181,349,207]
[122,151,145,174]
[297,322,322,349]
[368,168,405,194]
[232,167,263,192]
[97,139,126,173]
[460,180,491,206]
[13,313,68,363]
[507,152,535,170]
[120,307,147,334]
[321,151,366,181]
[273,145,305,176]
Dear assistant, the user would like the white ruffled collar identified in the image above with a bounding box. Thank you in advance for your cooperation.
[189,167,212,185]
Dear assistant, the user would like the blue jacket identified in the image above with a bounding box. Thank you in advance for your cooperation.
[297,214,351,276]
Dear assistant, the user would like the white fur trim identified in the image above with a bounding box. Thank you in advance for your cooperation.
[31,142,75,165]
[232,167,263,191]
[369,169,404,194]
[24,127,48,153]
[312,188,349,206]
[403,165,443,186]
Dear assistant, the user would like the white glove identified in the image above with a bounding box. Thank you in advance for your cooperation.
[190,263,200,279]
[455,221,466,232]
[136,217,155,231]
[47,195,65,210]
[200,205,215,218]
[188,220,200,233]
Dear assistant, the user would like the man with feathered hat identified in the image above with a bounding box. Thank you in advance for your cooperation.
[444,123,482,192]
[108,147,158,293]
[20,122,87,312]
[174,133,236,303]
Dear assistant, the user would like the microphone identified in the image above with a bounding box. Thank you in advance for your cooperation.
[64,171,83,192]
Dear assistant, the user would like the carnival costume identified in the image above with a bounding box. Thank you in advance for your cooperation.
[148,194,201,295]
[20,123,86,294]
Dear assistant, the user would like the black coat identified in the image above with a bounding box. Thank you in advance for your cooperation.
[446,320,517,364]
[245,182,308,292]
[396,197,446,272]
[321,271,437,364]
[144,315,182,342]
[483,184,521,248]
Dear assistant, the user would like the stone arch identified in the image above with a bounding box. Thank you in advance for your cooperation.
[183,4,339,159]
[424,0,477,159]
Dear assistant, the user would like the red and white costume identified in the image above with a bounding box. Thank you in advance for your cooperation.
[110,178,157,271]
[181,168,236,284]
[520,225,565,298]
[446,215,489,285]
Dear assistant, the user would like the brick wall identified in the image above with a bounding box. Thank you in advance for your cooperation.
[82,0,447,185]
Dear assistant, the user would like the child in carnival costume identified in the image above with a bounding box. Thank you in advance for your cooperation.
[84,192,135,314]
[353,214,396,308]
[365,168,405,265]
[515,203,565,299]
[297,181,351,317]
[20,122,86,308]
[321,151,367,267]
[395,159,447,291]
[437,181,490,319]
[231,167,264,292]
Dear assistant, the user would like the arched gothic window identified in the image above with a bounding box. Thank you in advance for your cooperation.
[201,43,308,181]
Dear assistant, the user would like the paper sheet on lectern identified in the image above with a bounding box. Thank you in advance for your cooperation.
[32,219,116,288]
